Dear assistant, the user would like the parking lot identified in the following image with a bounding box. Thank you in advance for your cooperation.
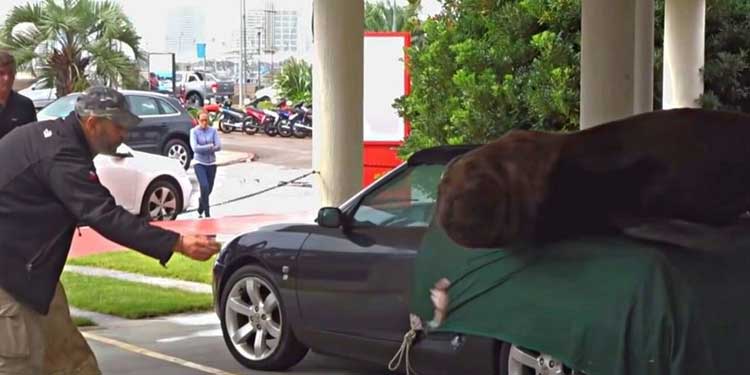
[85,313,384,375]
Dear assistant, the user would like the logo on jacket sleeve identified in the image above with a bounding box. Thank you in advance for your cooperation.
[43,129,52,138]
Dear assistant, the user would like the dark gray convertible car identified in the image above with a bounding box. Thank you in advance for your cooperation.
[212,146,579,375]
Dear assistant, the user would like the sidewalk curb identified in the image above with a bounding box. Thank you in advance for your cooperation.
[71,307,130,327]
[193,151,256,168]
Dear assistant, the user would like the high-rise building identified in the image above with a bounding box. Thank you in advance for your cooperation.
[243,7,297,54]
[234,0,312,58]
[165,7,206,63]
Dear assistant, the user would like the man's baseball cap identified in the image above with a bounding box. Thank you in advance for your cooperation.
[74,86,141,128]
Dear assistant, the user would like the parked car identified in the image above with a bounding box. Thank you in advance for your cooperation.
[253,85,279,104]
[176,70,235,107]
[212,145,578,374]
[96,144,192,221]
[18,78,57,109]
[37,90,194,169]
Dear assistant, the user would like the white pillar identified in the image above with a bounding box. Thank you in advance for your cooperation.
[662,0,705,109]
[581,0,654,129]
[313,0,364,207]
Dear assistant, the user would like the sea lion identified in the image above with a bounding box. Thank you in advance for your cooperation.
[435,108,750,252]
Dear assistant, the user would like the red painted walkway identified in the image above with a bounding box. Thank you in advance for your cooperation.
[68,213,314,258]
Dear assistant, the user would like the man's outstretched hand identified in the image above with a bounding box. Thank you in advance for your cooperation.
[174,235,221,261]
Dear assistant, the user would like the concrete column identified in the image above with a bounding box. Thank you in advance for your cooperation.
[662,0,705,109]
[312,0,364,207]
[581,0,654,129]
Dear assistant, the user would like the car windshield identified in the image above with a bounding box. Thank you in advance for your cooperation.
[33,79,50,89]
[352,164,445,228]
[38,94,79,119]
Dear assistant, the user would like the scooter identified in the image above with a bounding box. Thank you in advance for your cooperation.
[288,103,313,138]
[217,99,260,135]
[270,101,295,138]
[243,96,275,136]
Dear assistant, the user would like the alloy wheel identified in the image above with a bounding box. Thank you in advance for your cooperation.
[507,345,583,375]
[168,143,189,167]
[146,186,178,220]
[224,276,282,361]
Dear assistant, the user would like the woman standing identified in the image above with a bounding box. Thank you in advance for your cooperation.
[190,112,221,218]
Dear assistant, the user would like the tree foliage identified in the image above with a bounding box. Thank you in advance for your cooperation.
[653,0,750,112]
[274,58,312,103]
[395,0,581,157]
[1,0,144,96]
[365,0,421,32]
[398,0,750,157]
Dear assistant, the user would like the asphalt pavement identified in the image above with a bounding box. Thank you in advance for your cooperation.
[82,313,386,375]
[220,131,312,169]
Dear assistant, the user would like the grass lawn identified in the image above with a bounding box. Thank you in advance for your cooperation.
[73,317,96,327]
[68,250,215,284]
[61,272,213,319]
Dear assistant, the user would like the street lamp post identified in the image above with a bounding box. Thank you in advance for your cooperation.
[239,0,246,106]
[257,30,262,86]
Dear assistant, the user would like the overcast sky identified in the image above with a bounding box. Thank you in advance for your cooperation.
[0,0,443,55]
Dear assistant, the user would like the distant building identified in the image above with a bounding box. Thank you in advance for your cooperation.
[165,7,206,63]
[233,0,312,57]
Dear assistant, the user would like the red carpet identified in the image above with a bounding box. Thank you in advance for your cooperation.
[68,213,313,258]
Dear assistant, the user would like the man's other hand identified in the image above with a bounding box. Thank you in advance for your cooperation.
[175,235,221,261]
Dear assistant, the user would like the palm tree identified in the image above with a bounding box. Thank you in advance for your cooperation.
[0,0,144,97]
[365,0,420,32]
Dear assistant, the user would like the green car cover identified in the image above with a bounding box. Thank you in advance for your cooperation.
[411,224,750,374]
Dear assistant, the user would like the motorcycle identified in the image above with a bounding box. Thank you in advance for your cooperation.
[217,99,260,135]
[243,96,275,136]
[271,101,296,138]
[288,102,313,138]
[257,100,294,137]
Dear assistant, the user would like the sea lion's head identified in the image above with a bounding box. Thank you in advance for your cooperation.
[435,131,556,248]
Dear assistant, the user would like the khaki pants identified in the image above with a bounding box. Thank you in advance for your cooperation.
[0,283,101,375]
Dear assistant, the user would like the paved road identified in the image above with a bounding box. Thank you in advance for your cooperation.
[84,313,388,375]
[220,131,312,169]
[183,161,318,219]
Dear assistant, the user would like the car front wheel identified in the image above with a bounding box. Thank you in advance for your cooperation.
[164,138,192,170]
[220,265,308,371]
[140,179,182,221]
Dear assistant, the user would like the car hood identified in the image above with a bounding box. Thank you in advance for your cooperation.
[130,150,188,180]
[256,222,314,233]
[94,147,188,178]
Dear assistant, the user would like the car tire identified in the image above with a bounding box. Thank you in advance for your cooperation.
[187,92,204,108]
[163,138,192,170]
[220,265,308,371]
[139,179,182,221]
[499,342,581,375]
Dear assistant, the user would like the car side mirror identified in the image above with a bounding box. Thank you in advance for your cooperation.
[317,207,344,228]
[113,151,133,159]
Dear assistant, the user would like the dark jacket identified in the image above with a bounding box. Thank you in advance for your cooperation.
[0,112,179,314]
[0,90,37,139]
